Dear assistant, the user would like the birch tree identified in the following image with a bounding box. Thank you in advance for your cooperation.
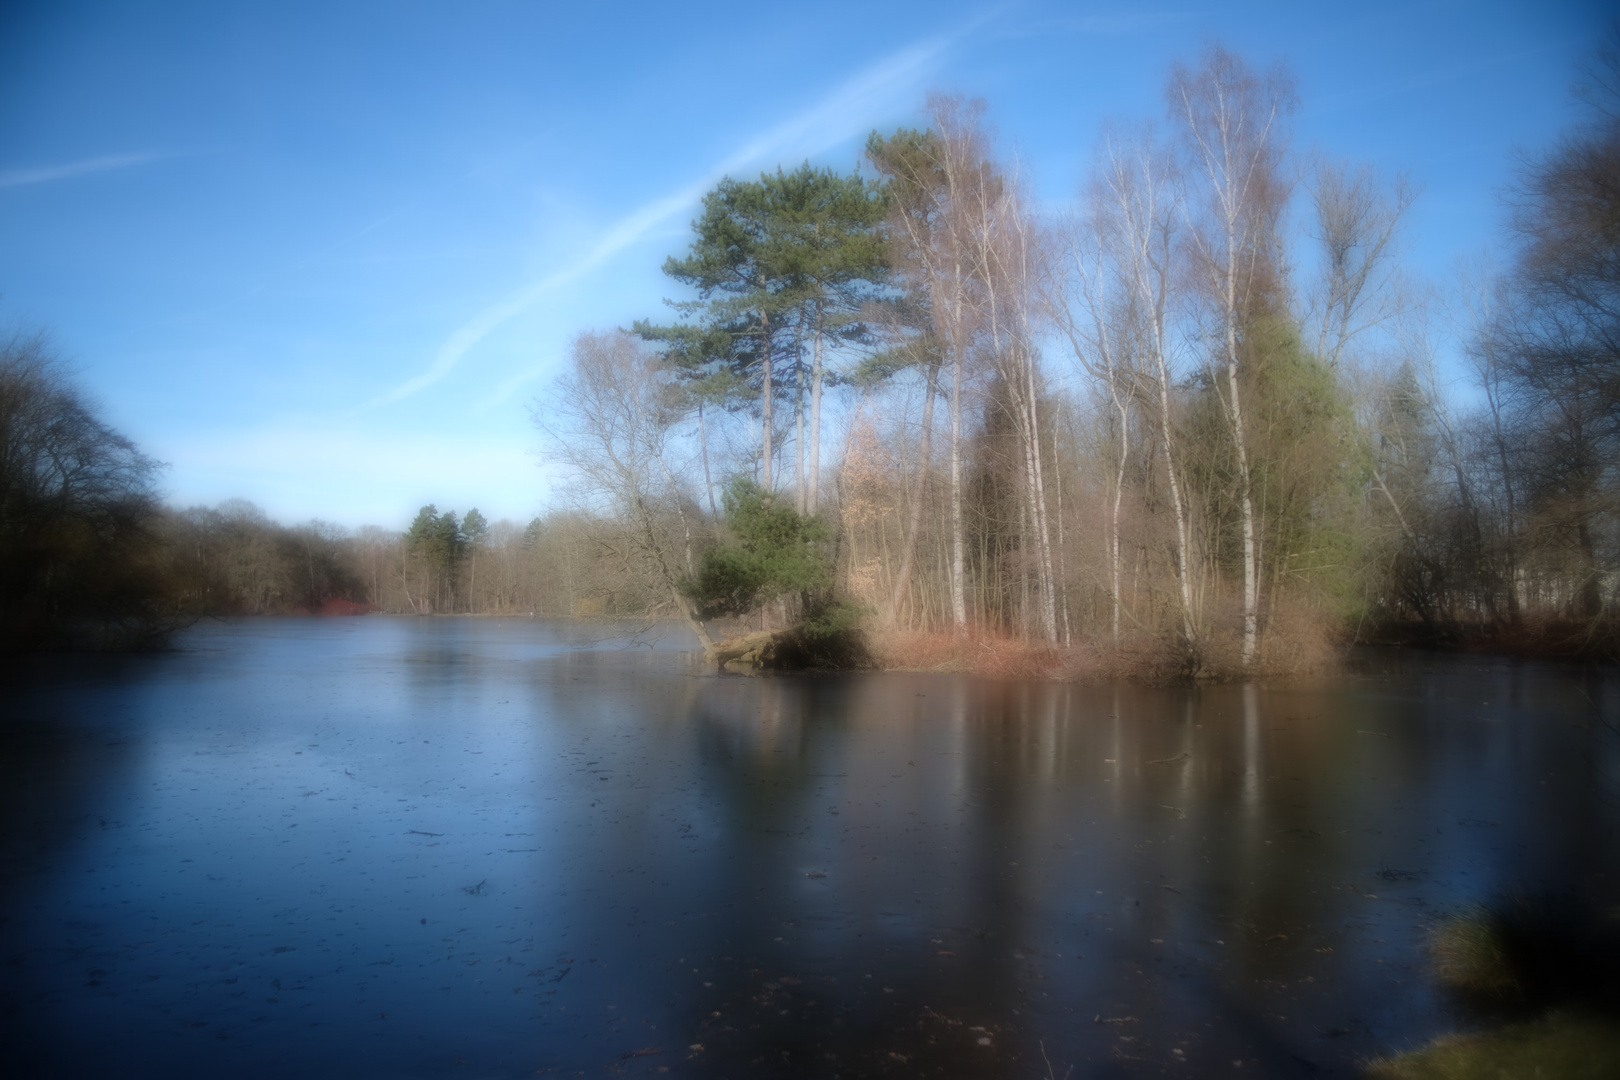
[974,161,1059,640]
[1064,129,1199,653]
[1170,46,1294,666]
[867,99,995,632]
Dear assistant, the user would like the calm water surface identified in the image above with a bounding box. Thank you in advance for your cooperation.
[2,618,1616,1078]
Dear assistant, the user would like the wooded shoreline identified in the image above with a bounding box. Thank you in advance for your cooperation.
[129,611,1620,679]
[5,40,1617,665]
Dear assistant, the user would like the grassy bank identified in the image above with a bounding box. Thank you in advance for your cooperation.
[1366,898,1620,1078]
[1365,1012,1620,1079]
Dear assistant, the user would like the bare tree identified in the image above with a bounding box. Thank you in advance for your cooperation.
[1051,213,1132,643]
[0,331,176,648]
[1057,128,1199,652]
[974,157,1059,641]
[537,331,715,651]
[929,96,986,633]
[867,96,999,632]
[868,322,940,631]
[1305,159,1415,369]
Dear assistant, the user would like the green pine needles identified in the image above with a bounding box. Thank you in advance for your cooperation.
[686,478,830,620]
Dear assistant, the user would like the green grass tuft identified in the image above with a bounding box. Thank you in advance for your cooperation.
[1364,1011,1620,1079]
[1431,908,1521,1003]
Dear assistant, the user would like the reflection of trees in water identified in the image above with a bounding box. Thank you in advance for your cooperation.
[0,659,143,889]
[501,648,1618,1074]
[630,673,1042,1073]
[0,661,143,1074]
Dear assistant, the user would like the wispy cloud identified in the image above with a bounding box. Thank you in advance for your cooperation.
[489,358,558,406]
[0,151,160,189]
[374,29,965,408]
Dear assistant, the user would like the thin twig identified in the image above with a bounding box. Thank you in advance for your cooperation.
[1039,1039,1071,1080]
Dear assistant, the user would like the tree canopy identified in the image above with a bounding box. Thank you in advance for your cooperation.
[685,477,830,620]
[0,334,177,649]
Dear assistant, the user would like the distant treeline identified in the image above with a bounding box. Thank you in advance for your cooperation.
[0,331,668,648]
[156,500,660,619]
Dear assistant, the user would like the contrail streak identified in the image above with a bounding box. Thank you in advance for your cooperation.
[374,33,955,407]
[0,152,160,188]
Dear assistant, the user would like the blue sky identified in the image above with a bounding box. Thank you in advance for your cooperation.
[0,0,1608,527]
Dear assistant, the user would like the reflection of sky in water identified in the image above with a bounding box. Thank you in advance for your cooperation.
[2,620,1615,1078]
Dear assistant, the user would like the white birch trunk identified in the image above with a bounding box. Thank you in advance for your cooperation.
[949,345,966,629]
[1055,422,1072,646]
[1225,225,1259,666]
[1110,392,1128,644]
[795,365,806,515]
[1022,353,1058,642]
[697,400,716,519]
[760,306,773,491]
[809,317,823,511]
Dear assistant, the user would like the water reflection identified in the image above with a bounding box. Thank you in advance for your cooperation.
[1,620,1615,1078]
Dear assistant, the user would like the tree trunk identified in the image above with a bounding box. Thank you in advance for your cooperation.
[1018,498,1029,637]
[1235,440,1257,662]
[883,363,938,629]
[698,400,717,519]
[632,493,714,655]
[795,365,806,515]
[949,346,967,631]
[654,452,695,576]
[760,306,773,491]
[1021,356,1058,641]
[1054,421,1071,646]
[1224,235,1259,667]
[809,317,824,512]
[1110,391,1128,644]
[1156,363,1197,652]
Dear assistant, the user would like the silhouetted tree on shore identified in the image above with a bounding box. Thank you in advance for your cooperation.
[0,333,181,650]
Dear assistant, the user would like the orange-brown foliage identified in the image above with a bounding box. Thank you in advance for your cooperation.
[1185,592,1342,679]
[873,627,1191,682]
[871,598,1343,683]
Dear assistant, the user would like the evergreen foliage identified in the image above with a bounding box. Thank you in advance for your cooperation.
[686,477,830,619]
[634,164,888,463]
[406,504,465,574]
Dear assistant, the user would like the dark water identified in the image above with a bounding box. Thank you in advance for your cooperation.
[2,619,1616,1078]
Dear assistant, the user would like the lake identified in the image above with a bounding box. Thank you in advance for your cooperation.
[2,617,1615,1078]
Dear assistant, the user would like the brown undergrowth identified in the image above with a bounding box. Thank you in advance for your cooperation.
[873,628,1189,683]
[872,607,1342,683]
